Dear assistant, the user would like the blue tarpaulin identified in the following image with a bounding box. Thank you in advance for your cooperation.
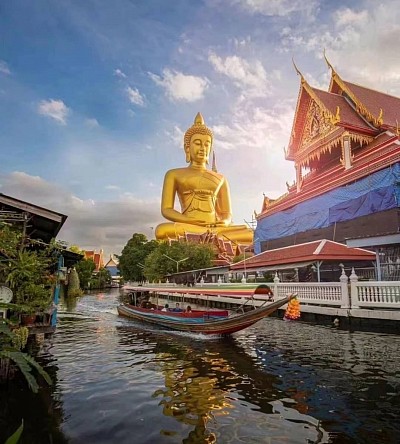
[255,163,400,254]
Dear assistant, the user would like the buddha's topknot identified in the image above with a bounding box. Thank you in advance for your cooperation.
[183,112,213,153]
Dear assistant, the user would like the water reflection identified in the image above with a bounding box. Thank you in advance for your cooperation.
[116,326,329,443]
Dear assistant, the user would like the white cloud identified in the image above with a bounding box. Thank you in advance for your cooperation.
[233,0,319,18]
[210,101,296,217]
[105,184,120,190]
[165,125,184,149]
[0,171,162,256]
[114,68,127,78]
[213,101,294,152]
[232,36,252,48]
[208,52,272,97]
[277,2,400,94]
[149,69,209,102]
[126,86,145,106]
[37,99,70,125]
[0,60,11,75]
[334,8,369,28]
[85,118,100,128]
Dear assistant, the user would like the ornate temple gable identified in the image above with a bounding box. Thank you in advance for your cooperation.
[302,97,337,146]
[297,96,339,167]
[286,75,341,163]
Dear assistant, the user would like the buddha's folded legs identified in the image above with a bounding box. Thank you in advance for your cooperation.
[155,222,253,244]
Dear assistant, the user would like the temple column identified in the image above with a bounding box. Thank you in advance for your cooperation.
[342,135,352,169]
[295,164,302,193]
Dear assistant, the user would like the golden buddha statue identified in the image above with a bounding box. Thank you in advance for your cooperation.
[155,113,253,244]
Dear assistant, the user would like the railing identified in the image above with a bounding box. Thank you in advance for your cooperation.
[351,281,400,308]
[274,283,344,306]
[124,275,400,310]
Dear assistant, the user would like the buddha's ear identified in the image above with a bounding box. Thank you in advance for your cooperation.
[205,146,212,165]
[185,149,190,163]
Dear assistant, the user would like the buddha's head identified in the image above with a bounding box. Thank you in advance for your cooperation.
[184,112,213,164]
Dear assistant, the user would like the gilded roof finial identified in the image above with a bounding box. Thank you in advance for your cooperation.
[323,49,336,73]
[292,57,304,80]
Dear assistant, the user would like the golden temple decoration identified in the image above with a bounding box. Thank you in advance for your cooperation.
[324,53,384,127]
[396,120,400,136]
[323,49,334,71]
[301,100,337,146]
[302,82,341,126]
[331,72,383,127]
[298,137,341,168]
[348,132,374,146]
[377,108,384,126]
[262,192,288,211]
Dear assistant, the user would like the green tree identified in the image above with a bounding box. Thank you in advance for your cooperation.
[118,233,158,281]
[69,245,84,254]
[144,241,214,282]
[75,258,96,289]
[0,223,21,259]
[94,268,112,289]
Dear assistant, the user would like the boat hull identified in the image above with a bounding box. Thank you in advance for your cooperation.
[117,295,294,335]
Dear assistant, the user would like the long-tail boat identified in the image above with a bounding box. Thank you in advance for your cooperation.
[117,285,295,335]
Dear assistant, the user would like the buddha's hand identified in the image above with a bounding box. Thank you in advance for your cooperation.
[205,221,230,228]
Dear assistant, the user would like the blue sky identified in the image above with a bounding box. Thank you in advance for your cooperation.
[1,0,399,256]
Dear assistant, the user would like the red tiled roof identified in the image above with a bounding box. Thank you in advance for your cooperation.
[230,240,375,270]
[224,241,235,256]
[186,233,204,243]
[312,88,375,132]
[213,258,231,267]
[343,81,400,129]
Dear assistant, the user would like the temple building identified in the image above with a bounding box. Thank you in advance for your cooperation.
[83,249,104,272]
[254,60,400,280]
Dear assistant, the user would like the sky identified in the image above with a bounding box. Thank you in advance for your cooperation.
[1,0,400,258]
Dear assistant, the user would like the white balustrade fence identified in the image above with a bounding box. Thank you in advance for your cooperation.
[351,281,400,308]
[273,282,346,307]
[125,275,400,311]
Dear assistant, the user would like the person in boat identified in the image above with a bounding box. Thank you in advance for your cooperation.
[172,302,183,312]
[154,112,253,244]
[161,303,169,312]
[186,306,192,313]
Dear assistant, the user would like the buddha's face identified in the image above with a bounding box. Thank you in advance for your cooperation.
[187,133,212,164]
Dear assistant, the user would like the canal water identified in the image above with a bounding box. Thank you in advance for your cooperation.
[1,288,400,444]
